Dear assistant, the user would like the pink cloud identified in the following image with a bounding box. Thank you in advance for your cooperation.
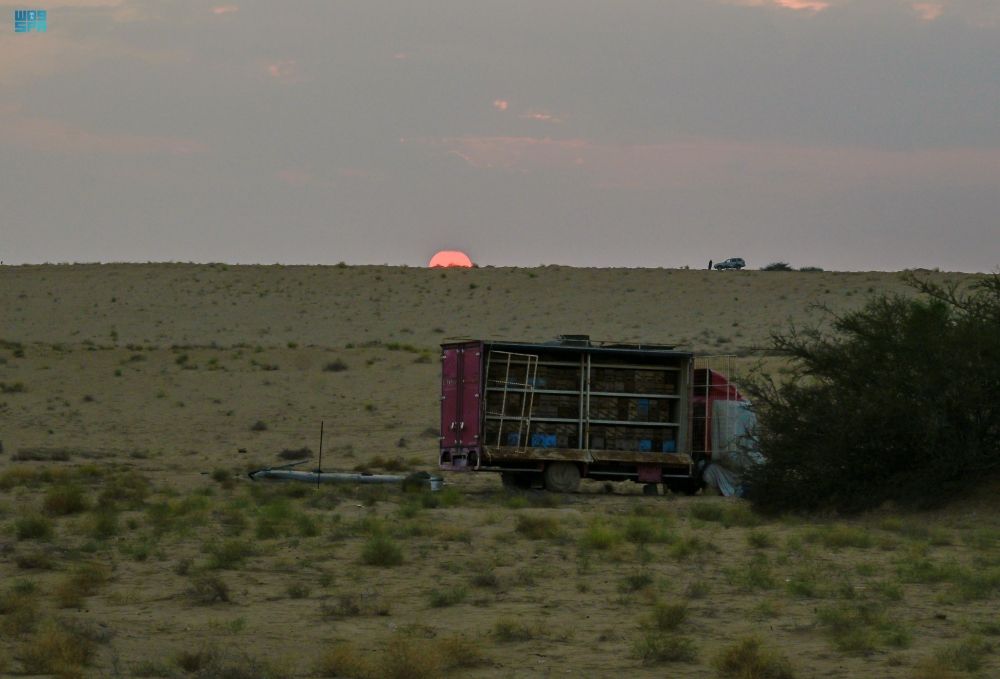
[0,105,206,155]
[519,111,564,124]
[775,0,829,10]
[492,99,509,111]
[265,59,300,82]
[728,0,830,11]
[912,2,943,21]
[211,5,239,15]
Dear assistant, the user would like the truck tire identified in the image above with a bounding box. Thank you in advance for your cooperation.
[543,462,580,493]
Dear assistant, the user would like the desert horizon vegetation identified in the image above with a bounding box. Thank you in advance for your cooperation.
[1,263,998,678]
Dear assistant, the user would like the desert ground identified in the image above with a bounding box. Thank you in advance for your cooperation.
[1,263,997,678]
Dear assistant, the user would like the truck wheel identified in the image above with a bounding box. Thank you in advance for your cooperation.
[543,462,580,493]
[501,472,532,490]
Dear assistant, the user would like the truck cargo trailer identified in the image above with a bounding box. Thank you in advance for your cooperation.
[438,336,746,493]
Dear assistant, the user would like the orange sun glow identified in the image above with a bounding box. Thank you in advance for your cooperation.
[428,250,473,268]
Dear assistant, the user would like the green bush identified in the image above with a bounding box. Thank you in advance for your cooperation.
[360,534,403,567]
[16,515,53,541]
[43,484,88,515]
[714,636,796,678]
[632,631,697,664]
[746,273,1000,513]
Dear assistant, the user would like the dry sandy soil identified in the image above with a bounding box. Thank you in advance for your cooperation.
[0,264,997,678]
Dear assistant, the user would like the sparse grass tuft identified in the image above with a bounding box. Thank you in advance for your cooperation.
[803,524,873,550]
[632,630,698,664]
[206,539,256,570]
[16,513,53,541]
[43,484,88,515]
[493,617,537,642]
[53,562,111,609]
[624,516,673,544]
[515,514,560,540]
[747,530,774,549]
[0,585,39,635]
[428,587,467,608]
[713,636,796,678]
[20,621,95,678]
[933,636,992,673]
[645,602,688,631]
[317,643,374,678]
[190,574,230,604]
[816,603,911,654]
[579,520,623,551]
[361,534,404,567]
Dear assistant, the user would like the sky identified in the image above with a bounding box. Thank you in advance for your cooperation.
[1,0,998,271]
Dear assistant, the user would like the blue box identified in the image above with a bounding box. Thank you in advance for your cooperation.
[638,439,653,452]
[662,440,676,453]
[531,433,557,448]
[506,432,520,446]
[637,398,650,418]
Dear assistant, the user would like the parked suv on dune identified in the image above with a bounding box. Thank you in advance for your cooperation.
[714,257,746,270]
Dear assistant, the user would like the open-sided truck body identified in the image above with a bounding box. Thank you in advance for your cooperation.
[439,337,738,492]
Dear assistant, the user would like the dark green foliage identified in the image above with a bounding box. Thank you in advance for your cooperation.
[746,273,1000,513]
[761,262,793,271]
[360,534,403,566]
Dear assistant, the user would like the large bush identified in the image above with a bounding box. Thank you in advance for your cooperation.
[746,273,1000,513]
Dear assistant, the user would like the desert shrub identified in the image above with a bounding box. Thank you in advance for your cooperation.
[579,520,623,551]
[746,273,1000,513]
[20,621,95,678]
[286,582,310,599]
[0,586,39,635]
[97,470,150,510]
[471,569,500,589]
[515,514,560,540]
[43,484,88,515]
[761,262,793,271]
[54,562,111,608]
[190,574,230,604]
[15,549,54,570]
[619,572,654,593]
[428,586,467,608]
[645,602,688,631]
[624,516,673,544]
[89,509,119,540]
[206,539,255,570]
[250,419,268,432]
[323,359,348,372]
[493,617,536,642]
[316,643,374,677]
[747,530,774,549]
[798,266,824,272]
[16,514,53,541]
[932,636,993,673]
[713,636,796,678]
[816,602,911,654]
[632,630,697,664]
[360,534,403,567]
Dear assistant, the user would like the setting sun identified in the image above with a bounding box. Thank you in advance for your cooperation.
[428,250,473,268]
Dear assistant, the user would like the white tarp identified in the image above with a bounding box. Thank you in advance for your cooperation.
[703,400,762,497]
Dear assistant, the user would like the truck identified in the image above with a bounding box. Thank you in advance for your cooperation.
[438,335,749,494]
